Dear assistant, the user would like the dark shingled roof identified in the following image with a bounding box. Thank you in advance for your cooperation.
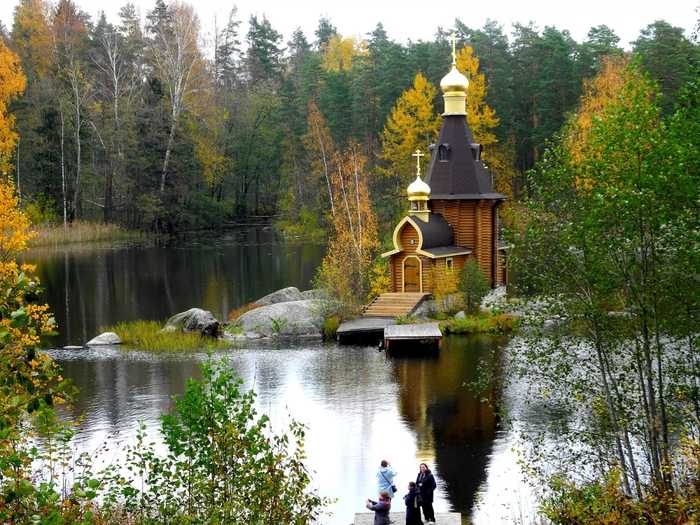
[409,214,470,257]
[412,214,454,248]
[424,115,507,201]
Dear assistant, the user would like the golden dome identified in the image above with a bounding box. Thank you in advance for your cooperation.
[407,175,430,200]
[440,65,469,94]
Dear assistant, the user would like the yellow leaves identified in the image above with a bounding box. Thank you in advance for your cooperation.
[566,55,632,170]
[0,180,34,264]
[378,72,441,182]
[321,34,368,72]
[456,46,498,148]
[11,0,53,79]
[316,141,380,305]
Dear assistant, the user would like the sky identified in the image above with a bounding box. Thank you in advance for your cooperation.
[1,0,697,51]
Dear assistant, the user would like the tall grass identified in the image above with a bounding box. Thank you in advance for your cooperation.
[30,221,147,246]
[100,320,233,353]
[440,312,519,334]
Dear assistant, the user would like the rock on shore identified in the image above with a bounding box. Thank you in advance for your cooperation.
[224,287,334,340]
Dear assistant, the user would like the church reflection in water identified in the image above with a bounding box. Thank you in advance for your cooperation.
[391,333,505,513]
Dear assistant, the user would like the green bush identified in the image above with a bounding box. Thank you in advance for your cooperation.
[118,353,334,523]
[322,316,339,340]
[457,258,491,314]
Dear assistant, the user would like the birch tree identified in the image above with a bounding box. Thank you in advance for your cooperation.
[146,0,205,192]
[510,61,700,515]
[52,0,91,221]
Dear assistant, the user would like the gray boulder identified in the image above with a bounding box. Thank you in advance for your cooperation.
[301,289,329,300]
[256,286,305,305]
[86,332,122,346]
[165,308,220,337]
[454,311,466,320]
[225,300,324,340]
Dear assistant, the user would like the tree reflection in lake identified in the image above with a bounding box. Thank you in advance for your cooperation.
[24,228,325,347]
[26,229,522,523]
[50,334,509,524]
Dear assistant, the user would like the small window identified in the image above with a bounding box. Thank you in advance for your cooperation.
[471,143,482,161]
[446,258,454,272]
[411,201,419,210]
[438,143,451,162]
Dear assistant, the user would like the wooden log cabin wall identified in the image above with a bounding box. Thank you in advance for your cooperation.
[382,38,511,294]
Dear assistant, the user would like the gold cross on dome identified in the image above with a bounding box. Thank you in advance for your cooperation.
[451,31,457,65]
[412,149,425,176]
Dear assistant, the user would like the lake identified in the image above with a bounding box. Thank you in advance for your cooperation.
[24,227,532,524]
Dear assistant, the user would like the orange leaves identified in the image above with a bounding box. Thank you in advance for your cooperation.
[321,143,380,304]
[305,102,380,305]
[0,39,26,175]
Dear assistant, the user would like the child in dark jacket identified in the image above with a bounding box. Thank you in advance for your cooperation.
[403,481,423,525]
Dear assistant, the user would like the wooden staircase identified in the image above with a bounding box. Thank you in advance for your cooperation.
[361,292,429,318]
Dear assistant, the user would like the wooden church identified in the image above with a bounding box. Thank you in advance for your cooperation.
[381,46,509,296]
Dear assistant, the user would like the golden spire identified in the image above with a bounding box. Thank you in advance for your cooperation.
[440,32,469,115]
[407,149,431,222]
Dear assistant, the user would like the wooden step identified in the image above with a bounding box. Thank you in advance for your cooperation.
[361,293,429,318]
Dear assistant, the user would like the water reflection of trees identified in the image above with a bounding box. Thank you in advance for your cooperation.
[23,227,325,347]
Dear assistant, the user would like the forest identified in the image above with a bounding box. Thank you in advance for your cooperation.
[1,0,698,235]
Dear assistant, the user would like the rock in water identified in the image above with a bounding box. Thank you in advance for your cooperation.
[86,332,122,346]
[165,308,220,337]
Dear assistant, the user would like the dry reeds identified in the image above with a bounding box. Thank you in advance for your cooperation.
[29,221,146,246]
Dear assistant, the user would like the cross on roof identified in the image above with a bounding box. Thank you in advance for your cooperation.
[412,149,425,176]
[451,32,457,65]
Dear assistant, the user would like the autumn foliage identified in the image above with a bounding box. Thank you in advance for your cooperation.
[0,39,26,175]
[315,140,379,308]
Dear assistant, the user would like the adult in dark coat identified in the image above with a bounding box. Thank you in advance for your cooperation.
[403,481,423,525]
[366,490,392,525]
[416,462,437,523]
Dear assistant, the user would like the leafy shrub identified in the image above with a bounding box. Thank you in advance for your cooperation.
[322,316,339,340]
[457,258,491,314]
[118,353,334,523]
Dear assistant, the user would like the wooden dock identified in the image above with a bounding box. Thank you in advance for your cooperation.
[337,317,396,345]
[384,322,442,357]
[354,511,462,524]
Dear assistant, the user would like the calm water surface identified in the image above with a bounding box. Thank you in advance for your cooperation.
[49,335,507,524]
[26,228,528,524]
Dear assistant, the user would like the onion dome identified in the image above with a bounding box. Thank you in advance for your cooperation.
[407,175,431,200]
[440,64,469,94]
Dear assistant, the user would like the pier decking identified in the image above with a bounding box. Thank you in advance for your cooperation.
[336,317,396,345]
[383,322,442,356]
[354,511,461,524]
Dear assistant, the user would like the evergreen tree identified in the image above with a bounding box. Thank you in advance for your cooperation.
[632,20,699,115]
[244,14,283,89]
